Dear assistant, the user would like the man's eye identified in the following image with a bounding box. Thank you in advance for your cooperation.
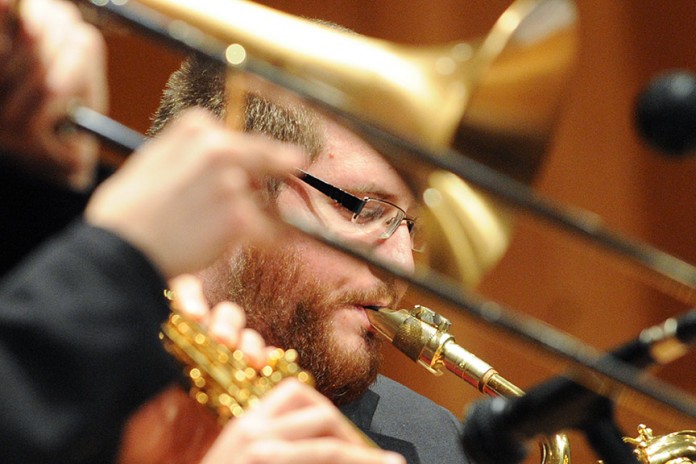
[356,205,386,223]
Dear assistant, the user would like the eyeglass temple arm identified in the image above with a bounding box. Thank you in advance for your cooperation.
[295,170,366,214]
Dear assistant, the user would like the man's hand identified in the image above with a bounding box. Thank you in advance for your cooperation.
[170,276,405,464]
[84,108,303,279]
[118,274,280,464]
[0,0,107,189]
[120,275,405,464]
[203,379,405,464]
[168,273,273,368]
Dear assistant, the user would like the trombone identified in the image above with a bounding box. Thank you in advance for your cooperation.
[67,0,694,405]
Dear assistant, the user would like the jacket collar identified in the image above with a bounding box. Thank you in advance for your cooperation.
[339,385,421,464]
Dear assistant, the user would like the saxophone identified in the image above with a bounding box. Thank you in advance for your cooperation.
[624,424,696,464]
[365,305,696,464]
[160,311,313,424]
[367,305,572,464]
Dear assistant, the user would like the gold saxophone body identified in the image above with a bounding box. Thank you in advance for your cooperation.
[160,312,313,423]
[624,425,696,464]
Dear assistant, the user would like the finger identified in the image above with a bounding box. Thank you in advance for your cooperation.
[249,399,373,446]
[250,379,331,418]
[168,274,209,321]
[239,328,267,370]
[164,108,305,176]
[265,345,278,360]
[225,131,305,177]
[32,9,105,185]
[0,25,42,116]
[44,22,107,111]
[209,301,246,348]
[0,0,23,65]
[0,0,11,19]
[59,132,99,191]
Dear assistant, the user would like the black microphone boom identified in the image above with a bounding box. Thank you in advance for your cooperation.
[460,309,696,464]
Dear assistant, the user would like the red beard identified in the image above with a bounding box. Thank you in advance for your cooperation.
[202,244,401,405]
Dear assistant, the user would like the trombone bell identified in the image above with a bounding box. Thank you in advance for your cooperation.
[129,0,578,285]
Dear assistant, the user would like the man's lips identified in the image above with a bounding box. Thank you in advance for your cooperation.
[355,299,392,310]
[337,304,380,333]
[354,304,390,332]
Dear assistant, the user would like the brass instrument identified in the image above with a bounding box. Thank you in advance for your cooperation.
[624,424,696,464]
[368,305,572,464]
[98,0,696,303]
[101,0,578,288]
[159,311,313,424]
[368,305,696,464]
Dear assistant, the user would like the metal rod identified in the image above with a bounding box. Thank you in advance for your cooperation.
[75,0,696,307]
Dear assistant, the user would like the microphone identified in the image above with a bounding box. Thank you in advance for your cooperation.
[635,71,696,156]
[460,309,696,464]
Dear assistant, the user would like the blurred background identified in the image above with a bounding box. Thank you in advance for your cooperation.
[100,1,696,462]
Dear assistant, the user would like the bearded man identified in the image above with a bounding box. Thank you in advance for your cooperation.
[149,54,470,464]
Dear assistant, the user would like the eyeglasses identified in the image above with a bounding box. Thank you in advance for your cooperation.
[294,170,424,252]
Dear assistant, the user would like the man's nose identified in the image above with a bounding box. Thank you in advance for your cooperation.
[376,222,415,274]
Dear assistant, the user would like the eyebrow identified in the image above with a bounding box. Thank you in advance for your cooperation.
[346,183,393,200]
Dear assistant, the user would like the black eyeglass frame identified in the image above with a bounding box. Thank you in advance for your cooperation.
[294,169,421,251]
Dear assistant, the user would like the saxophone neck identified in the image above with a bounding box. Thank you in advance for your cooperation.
[366,305,520,395]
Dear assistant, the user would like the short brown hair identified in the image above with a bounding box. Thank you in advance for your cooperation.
[149,54,323,194]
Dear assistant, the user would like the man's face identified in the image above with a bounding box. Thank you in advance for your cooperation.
[200,118,416,404]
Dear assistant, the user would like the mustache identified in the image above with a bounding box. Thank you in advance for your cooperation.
[334,282,401,309]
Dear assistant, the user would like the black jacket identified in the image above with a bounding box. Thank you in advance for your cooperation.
[0,158,178,463]
[341,375,471,464]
